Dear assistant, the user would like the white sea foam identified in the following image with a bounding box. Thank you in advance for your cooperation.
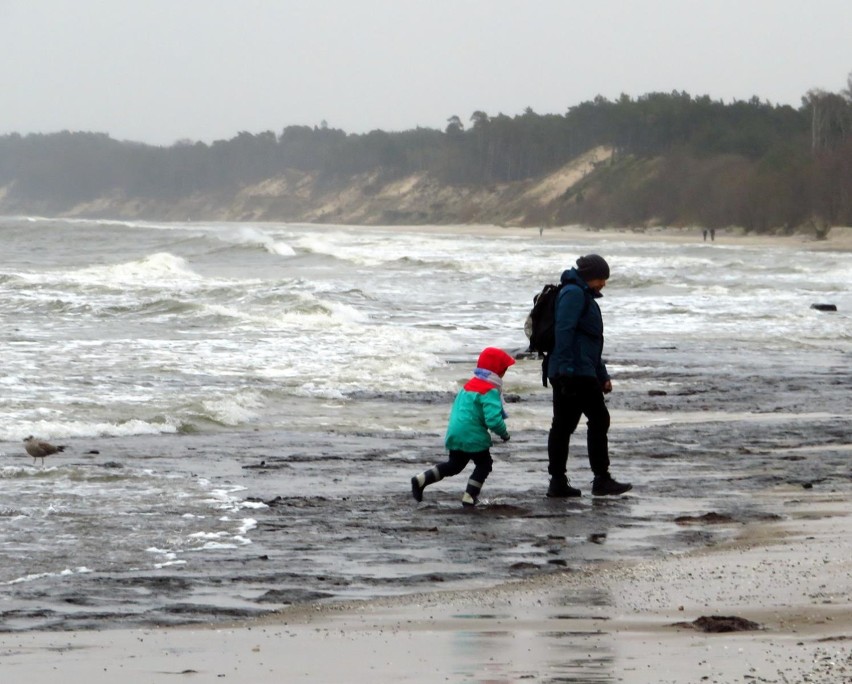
[4,566,93,585]
[198,541,240,550]
[238,500,268,510]
[205,486,248,508]
[73,252,203,288]
[188,531,230,540]
[238,518,257,535]
[146,547,177,557]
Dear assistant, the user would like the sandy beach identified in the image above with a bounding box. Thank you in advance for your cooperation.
[368,222,852,252]
[1,485,848,683]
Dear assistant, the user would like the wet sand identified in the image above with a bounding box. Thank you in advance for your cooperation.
[1,487,848,683]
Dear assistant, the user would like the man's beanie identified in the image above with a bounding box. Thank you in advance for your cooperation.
[576,254,610,281]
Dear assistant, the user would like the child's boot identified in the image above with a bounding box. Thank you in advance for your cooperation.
[411,466,441,502]
[461,477,483,507]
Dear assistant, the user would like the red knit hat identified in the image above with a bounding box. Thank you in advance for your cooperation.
[477,347,516,376]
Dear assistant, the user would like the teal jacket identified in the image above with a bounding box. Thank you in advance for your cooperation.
[444,385,509,452]
[547,268,610,383]
[444,347,513,453]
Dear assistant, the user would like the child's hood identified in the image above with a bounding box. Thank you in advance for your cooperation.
[476,347,516,376]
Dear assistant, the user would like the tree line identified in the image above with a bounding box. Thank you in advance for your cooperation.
[1,77,851,231]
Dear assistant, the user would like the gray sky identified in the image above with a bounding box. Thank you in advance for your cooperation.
[2,0,851,146]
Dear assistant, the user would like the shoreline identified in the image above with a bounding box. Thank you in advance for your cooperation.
[358,222,852,251]
[1,487,848,683]
[5,214,852,251]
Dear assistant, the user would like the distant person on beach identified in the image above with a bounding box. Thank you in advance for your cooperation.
[411,347,514,507]
[545,254,632,497]
[703,229,708,241]
[710,228,716,241]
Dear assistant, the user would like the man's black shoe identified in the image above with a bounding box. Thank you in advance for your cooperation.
[592,476,632,496]
[546,481,582,498]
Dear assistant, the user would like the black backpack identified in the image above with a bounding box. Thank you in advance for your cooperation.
[524,283,563,357]
[525,283,563,387]
[524,282,588,387]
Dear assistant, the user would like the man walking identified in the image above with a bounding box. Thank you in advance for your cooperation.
[546,254,632,497]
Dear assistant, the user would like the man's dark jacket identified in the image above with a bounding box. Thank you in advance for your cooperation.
[547,267,610,383]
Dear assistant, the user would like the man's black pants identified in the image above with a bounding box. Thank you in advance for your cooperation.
[547,376,610,482]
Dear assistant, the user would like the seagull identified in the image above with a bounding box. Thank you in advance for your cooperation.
[23,436,67,465]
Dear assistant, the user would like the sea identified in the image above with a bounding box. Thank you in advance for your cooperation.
[0,217,849,632]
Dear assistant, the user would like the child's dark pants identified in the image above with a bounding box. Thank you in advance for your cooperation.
[414,449,493,503]
[432,449,492,501]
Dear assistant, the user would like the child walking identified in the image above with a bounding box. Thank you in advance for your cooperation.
[411,347,515,507]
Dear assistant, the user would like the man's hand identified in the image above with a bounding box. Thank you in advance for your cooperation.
[601,379,613,394]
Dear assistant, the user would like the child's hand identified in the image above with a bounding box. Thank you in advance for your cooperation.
[501,434,511,442]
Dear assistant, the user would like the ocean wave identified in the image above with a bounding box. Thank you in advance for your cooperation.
[197,390,265,427]
[1,418,183,442]
[193,288,371,328]
[74,252,203,287]
[3,220,849,442]
[127,221,297,257]
[8,251,207,291]
[211,225,296,256]
[100,298,202,317]
[288,231,483,269]
[15,296,206,319]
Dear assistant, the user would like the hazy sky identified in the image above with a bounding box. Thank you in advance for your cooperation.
[2,0,851,146]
